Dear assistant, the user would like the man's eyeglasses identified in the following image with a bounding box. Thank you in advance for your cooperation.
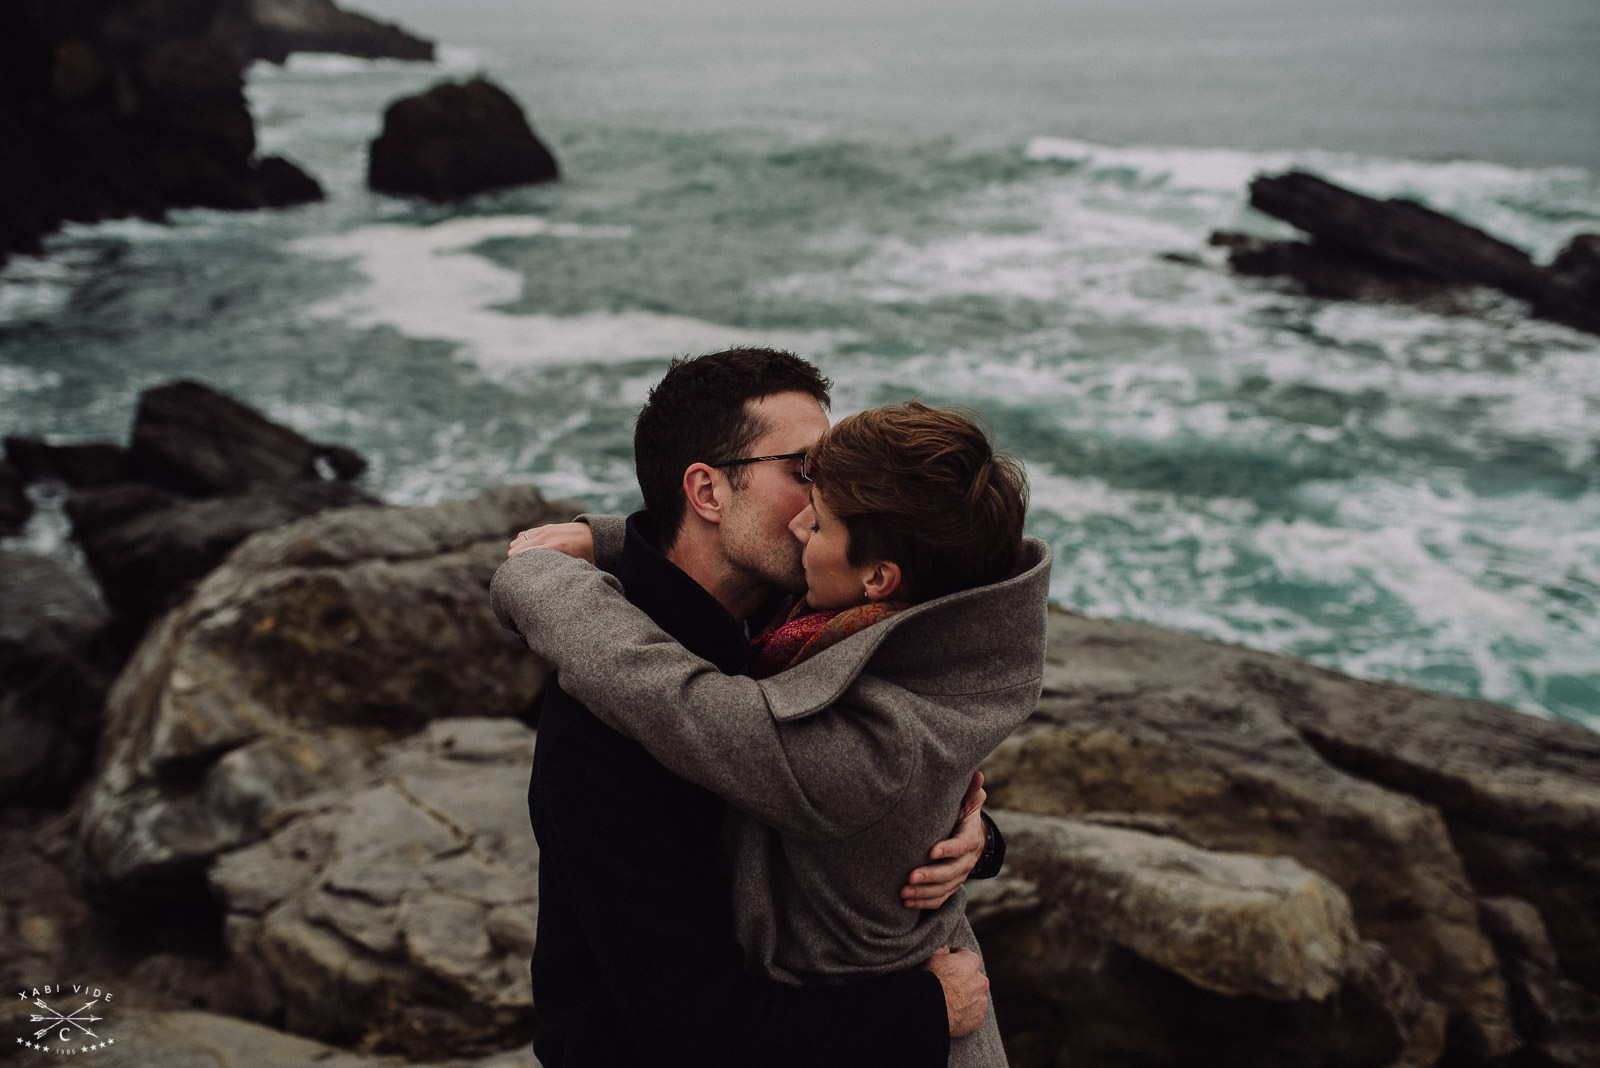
[706,450,812,481]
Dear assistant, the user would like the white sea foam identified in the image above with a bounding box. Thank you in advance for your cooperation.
[292,215,851,370]
[1023,136,1599,261]
[1024,137,1321,195]
[0,257,76,325]
[247,46,477,79]
[1026,455,1597,718]
[1025,135,1592,197]
[0,363,63,395]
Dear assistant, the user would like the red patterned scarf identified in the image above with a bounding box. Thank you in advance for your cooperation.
[750,599,909,678]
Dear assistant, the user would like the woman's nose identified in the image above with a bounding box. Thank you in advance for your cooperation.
[789,504,814,543]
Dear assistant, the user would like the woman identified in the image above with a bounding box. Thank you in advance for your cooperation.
[492,402,1051,1066]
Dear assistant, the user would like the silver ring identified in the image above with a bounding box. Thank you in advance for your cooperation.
[520,531,529,541]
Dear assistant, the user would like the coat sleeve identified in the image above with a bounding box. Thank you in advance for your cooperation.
[575,512,626,572]
[491,549,924,840]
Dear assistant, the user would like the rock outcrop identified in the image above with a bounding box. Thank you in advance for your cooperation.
[0,554,117,806]
[85,1010,529,1068]
[209,718,540,1057]
[4,437,133,488]
[75,484,566,905]
[51,380,375,651]
[4,474,1595,1066]
[212,0,434,66]
[3,379,370,807]
[368,78,561,203]
[1212,171,1600,336]
[974,607,1600,1068]
[969,813,1438,1068]
[0,0,433,264]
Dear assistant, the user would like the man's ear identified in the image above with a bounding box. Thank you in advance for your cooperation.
[682,463,725,525]
[862,560,903,602]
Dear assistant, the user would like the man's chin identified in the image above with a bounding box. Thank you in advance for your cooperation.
[774,568,808,597]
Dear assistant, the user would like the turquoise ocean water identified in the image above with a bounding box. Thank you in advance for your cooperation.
[3,0,1598,725]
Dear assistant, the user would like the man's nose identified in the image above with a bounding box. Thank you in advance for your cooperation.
[789,505,814,543]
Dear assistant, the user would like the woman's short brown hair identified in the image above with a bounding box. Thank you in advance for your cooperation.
[808,402,1027,603]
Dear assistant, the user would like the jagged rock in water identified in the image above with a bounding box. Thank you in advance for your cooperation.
[213,0,435,65]
[126,380,367,495]
[368,78,560,203]
[1211,170,1600,337]
[1535,233,1600,335]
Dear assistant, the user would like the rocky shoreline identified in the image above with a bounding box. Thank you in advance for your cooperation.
[3,383,1596,1067]
[0,0,432,265]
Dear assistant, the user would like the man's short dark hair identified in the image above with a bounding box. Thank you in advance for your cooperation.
[635,348,832,551]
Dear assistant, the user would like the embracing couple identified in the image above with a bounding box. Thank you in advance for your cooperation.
[491,347,1052,1067]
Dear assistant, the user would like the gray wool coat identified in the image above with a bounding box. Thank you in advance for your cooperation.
[491,524,1052,1067]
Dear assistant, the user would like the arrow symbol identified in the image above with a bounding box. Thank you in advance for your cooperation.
[27,998,101,1040]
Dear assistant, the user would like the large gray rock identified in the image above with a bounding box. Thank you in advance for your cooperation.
[59,1009,533,1067]
[75,485,570,902]
[208,718,539,1058]
[982,606,1600,1067]
[68,479,373,649]
[969,812,1439,1068]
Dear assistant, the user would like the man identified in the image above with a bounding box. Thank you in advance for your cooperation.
[502,349,993,1067]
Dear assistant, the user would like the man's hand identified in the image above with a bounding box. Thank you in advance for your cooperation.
[508,521,595,562]
[922,946,989,1038]
[901,771,986,909]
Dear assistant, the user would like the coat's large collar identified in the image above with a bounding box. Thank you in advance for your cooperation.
[761,537,1053,722]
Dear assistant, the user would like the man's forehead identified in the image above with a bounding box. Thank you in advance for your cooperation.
[746,392,829,448]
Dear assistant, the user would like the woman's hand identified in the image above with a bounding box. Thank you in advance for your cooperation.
[900,772,987,909]
[508,521,595,562]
